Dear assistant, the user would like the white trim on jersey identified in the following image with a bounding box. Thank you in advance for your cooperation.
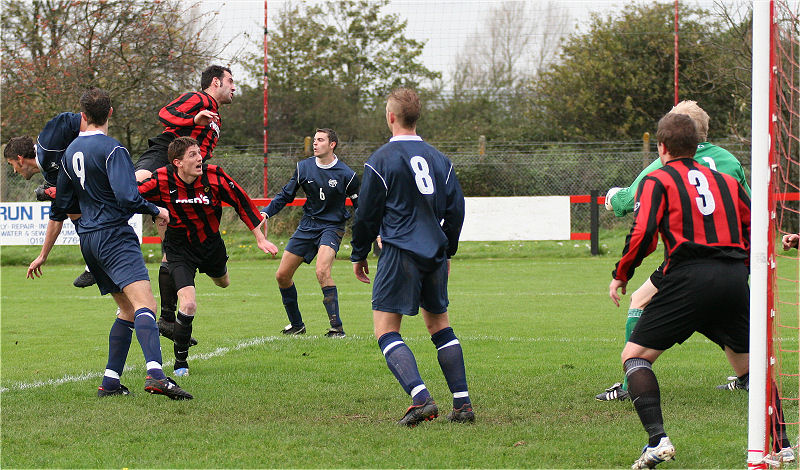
[345,171,357,192]
[445,163,454,184]
[105,146,129,172]
[295,161,301,185]
[389,135,423,142]
[365,163,388,190]
[315,155,338,169]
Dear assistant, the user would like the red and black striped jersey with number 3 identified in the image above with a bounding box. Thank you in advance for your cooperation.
[158,91,220,160]
[138,164,263,244]
[613,158,750,282]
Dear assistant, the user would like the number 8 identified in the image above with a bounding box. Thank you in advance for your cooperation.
[410,156,434,195]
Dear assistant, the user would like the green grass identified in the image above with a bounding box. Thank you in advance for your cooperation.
[1,248,764,468]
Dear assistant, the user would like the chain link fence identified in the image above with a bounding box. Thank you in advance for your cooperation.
[0,138,752,233]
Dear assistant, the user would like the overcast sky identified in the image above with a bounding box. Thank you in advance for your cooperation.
[200,0,741,85]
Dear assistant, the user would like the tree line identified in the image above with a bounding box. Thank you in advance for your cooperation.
[1,0,765,157]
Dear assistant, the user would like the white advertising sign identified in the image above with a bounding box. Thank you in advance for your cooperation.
[460,196,571,241]
[0,202,143,245]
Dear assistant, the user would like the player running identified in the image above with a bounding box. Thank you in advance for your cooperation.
[138,137,278,376]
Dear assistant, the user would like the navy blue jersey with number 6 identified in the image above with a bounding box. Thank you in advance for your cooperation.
[350,135,465,262]
[262,156,359,227]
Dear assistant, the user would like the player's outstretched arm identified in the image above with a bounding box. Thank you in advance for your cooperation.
[607,157,663,217]
[27,219,65,279]
[251,222,278,256]
[353,259,370,284]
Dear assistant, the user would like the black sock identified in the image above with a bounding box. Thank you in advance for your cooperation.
[173,311,194,366]
[322,286,341,327]
[624,358,666,447]
[158,263,177,323]
[280,284,303,327]
[431,327,470,409]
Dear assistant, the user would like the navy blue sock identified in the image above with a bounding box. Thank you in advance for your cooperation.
[173,311,194,367]
[624,358,665,447]
[280,284,304,327]
[101,317,134,390]
[322,286,341,327]
[158,263,177,323]
[378,332,430,405]
[134,308,165,380]
[431,327,470,409]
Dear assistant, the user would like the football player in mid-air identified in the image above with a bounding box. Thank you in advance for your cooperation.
[261,128,359,337]
[598,100,751,402]
[52,87,191,399]
[4,113,99,288]
[134,65,236,345]
[351,88,473,426]
[138,137,278,376]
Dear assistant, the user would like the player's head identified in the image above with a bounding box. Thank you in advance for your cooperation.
[656,113,699,160]
[669,100,709,141]
[3,136,39,180]
[201,65,235,105]
[386,88,421,130]
[313,128,338,158]
[79,87,112,126]
[168,137,203,178]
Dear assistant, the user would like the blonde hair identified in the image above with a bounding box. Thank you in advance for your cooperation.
[668,100,709,141]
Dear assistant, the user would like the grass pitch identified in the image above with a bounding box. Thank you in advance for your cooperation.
[1,250,753,468]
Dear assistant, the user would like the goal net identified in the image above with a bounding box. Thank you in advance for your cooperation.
[751,0,800,467]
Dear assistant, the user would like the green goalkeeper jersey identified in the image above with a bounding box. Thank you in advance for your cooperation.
[609,142,751,217]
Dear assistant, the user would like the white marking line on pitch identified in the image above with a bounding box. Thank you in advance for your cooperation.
[0,334,618,393]
[0,335,285,394]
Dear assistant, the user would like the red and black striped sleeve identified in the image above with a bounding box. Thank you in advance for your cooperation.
[208,165,263,230]
[159,92,206,128]
[138,171,165,203]
[613,176,664,282]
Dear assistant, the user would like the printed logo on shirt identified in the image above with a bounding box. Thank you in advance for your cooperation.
[328,179,338,188]
[210,121,220,136]
[175,195,211,205]
[634,202,640,212]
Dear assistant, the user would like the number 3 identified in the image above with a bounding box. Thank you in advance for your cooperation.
[687,169,715,215]
[410,156,434,194]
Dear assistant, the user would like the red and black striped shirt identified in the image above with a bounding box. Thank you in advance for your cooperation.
[158,91,220,160]
[613,158,750,282]
[138,164,263,244]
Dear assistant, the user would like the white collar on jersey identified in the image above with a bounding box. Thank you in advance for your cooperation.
[78,130,106,136]
[315,155,338,169]
[33,143,44,172]
[389,135,423,142]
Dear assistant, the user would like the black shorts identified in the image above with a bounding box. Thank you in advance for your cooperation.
[163,231,228,290]
[134,134,175,173]
[629,259,749,353]
[649,262,665,289]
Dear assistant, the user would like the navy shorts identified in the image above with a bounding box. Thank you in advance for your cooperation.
[163,231,228,290]
[285,223,344,264]
[629,260,750,353]
[372,243,449,316]
[79,225,150,295]
[134,134,174,173]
